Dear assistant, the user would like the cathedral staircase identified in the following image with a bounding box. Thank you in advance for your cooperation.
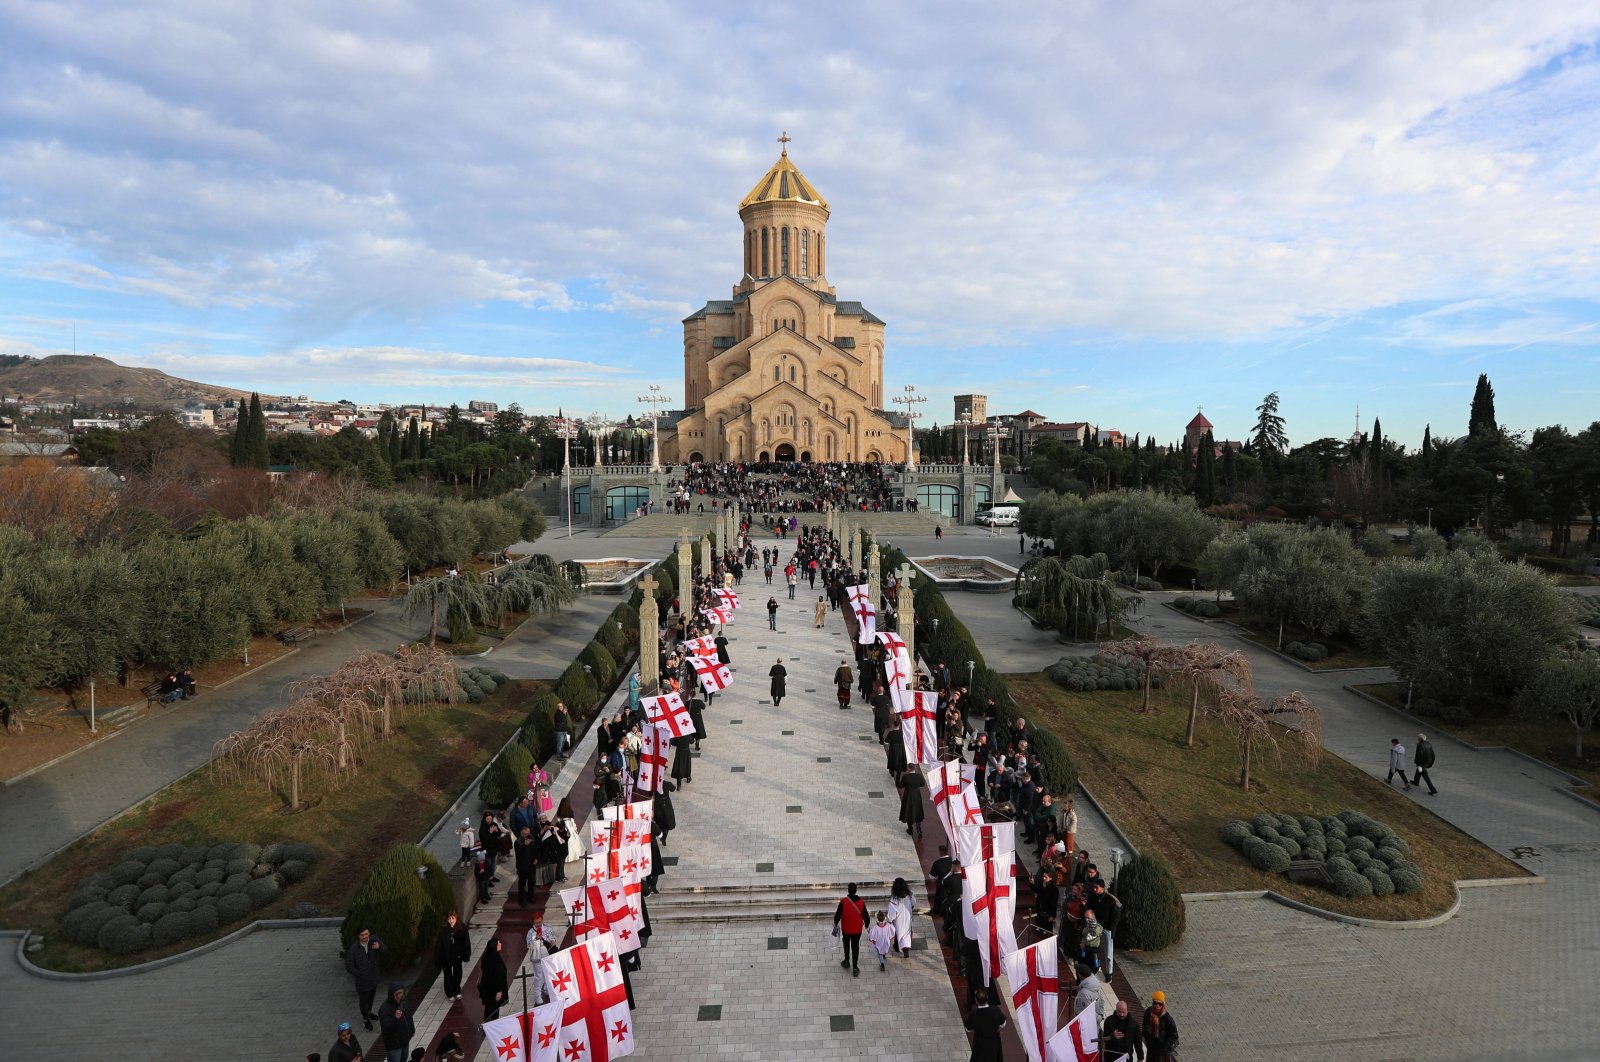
[649,880,913,924]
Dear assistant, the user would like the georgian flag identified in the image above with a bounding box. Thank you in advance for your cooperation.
[1004,937,1061,1062]
[482,1000,563,1062]
[681,635,717,657]
[587,843,652,885]
[600,800,654,825]
[590,818,652,858]
[634,724,671,795]
[954,822,1017,868]
[591,872,644,953]
[847,583,876,643]
[689,655,732,693]
[713,588,741,611]
[642,692,695,738]
[701,606,732,626]
[543,933,636,1062]
[876,631,911,688]
[959,852,1018,987]
[1046,1004,1117,1062]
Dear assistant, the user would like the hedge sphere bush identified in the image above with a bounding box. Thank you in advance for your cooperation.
[1112,853,1186,951]
[1360,820,1391,842]
[1299,816,1324,835]
[1364,867,1395,897]
[1331,869,1373,898]
[1250,842,1292,873]
[1346,835,1376,855]
[152,911,193,947]
[1274,835,1301,858]
[1323,835,1347,855]
[1325,855,1356,876]
[1250,815,1277,833]
[1390,867,1424,894]
[478,741,534,809]
[215,892,253,924]
[1220,821,1253,847]
[102,920,153,955]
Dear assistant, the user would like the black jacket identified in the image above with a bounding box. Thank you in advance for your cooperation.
[1089,889,1123,934]
[343,938,382,992]
[378,985,414,1047]
[1101,1011,1143,1060]
[478,947,508,1008]
[434,922,470,967]
[1415,738,1436,768]
[964,1003,1007,1062]
[514,836,539,874]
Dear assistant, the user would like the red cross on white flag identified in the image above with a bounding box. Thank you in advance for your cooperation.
[876,631,911,687]
[959,852,1018,987]
[927,761,983,843]
[1045,1004,1112,1062]
[590,818,652,858]
[954,822,1017,868]
[481,999,564,1062]
[642,692,695,737]
[847,583,876,643]
[713,587,741,610]
[544,932,635,1062]
[700,606,732,626]
[1004,937,1061,1062]
[592,873,643,953]
[681,635,717,657]
[560,882,611,941]
[689,655,732,694]
[896,689,939,764]
[634,724,671,795]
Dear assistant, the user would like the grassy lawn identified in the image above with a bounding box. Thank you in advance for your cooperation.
[1010,673,1527,921]
[1233,627,1389,671]
[0,680,543,972]
[1354,681,1600,803]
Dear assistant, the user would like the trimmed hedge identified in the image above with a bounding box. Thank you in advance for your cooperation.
[60,840,317,956]
[1115,852,1186,950]
[1220,808,1423,898]
[520,690,562,762]
[579,641,618,690]
[340,844,455,974]
[554,662,599,715]
[479,740,534,809]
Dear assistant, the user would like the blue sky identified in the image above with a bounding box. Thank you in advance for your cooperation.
[2,1,1599,449]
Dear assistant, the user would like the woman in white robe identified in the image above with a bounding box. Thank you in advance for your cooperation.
[886,876,915,956]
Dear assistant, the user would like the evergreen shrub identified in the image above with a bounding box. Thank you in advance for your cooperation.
[1114,853,1186,950]
[339,844,453,973]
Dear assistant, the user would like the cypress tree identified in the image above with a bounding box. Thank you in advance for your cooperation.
[1196,430,1217,506]
[228,402,250,466]
[1468,374,1498,439]
[246,393,269,469]
[1421,424,1432,459]
[404,418,421,461]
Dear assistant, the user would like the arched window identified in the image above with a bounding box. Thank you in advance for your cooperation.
[570,484,590,518]
[773,366,780,381]
[789,366,796,382]
[761,229,769,276]
[975,483,992,512]
[801,230,809,275]
[781,227,790,274]
[605,485,651,522]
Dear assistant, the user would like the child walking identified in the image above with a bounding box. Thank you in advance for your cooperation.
[867,910,896,972]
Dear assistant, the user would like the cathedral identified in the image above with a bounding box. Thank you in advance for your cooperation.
[660,139,909,465]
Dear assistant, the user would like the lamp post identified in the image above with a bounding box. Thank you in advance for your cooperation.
[559,419,579,539]
[892,384,927,471]
[1109,846,1126,890]
[638,384,672,473]
[587,412,608,469]
[958,412,972,467]
[966,659,975,688]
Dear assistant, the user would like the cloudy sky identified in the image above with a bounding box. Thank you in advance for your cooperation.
[2,0,1599,448]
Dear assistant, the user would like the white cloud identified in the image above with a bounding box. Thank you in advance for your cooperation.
[0,0,1598,374]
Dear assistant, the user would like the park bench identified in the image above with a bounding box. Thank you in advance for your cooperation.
[139,680,167,707]
[277,626,315,645]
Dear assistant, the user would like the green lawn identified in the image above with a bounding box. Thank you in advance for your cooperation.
[0,680,542,972]
[1010,674,1526,921]
[1354,681,1600,803]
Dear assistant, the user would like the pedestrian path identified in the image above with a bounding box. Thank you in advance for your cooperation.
[491,580,972,1061]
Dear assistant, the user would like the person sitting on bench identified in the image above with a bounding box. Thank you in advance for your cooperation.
[160,674,184,703]
[179,669,198,699]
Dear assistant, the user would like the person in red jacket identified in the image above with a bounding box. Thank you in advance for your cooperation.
[833,882,870,976]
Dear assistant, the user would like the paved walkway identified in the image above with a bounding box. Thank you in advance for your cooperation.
[0,598,428,886]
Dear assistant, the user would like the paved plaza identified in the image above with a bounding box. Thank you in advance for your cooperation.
[3,518,1599,1060]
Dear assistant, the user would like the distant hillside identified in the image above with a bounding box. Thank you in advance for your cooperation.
[0,355,279,408]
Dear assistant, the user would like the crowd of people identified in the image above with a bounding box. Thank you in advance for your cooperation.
[322,510,1178,1062]
[671,460,910,514]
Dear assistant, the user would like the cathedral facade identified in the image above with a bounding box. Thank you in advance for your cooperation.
[661,143,908,465]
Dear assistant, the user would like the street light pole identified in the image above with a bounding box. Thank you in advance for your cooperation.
[892,384,927,471]
[560,420,577,539]
[588,412,608,469]
[638,384,673,473]
[958,412,972,467]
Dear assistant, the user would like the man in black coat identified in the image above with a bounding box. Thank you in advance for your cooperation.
[1101,999,1143,1062]
[514,827,539,907]
[433,910,470,1002]
[1089,879,1124,977]
[1412,731,1439,794]
[343,928,384,1030]
[963,988,1007,1062]
[378,982,414,1061]
[653,783,676,847]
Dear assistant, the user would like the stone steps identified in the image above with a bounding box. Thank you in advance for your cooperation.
[649,880,922,923]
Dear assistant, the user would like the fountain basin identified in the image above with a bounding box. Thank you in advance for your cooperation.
[910,555,1020,593]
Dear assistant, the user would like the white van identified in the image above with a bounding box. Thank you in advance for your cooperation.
[978,505,1020,527]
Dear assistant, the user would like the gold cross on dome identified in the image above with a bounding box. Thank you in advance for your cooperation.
[777,131,791,154]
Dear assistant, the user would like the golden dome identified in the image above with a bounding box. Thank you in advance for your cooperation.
[739,140,829,212]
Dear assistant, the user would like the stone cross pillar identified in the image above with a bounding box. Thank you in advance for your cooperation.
[677,530,692,598]
[846,520,858,578]
[700,534,712,578]
[826,508,835,537]
[896,562,917,667]
[639,571,660,694]
[868,535,882,610]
